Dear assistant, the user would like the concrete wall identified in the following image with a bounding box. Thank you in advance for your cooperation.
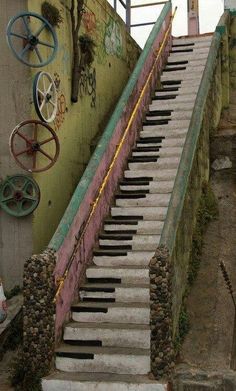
[0,0,140,289]
[0,0,32,290]
[28,0,141,253]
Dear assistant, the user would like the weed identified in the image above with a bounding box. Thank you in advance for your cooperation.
[41,2,63,28]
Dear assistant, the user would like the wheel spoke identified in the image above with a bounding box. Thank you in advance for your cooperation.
[38,40,55,49]
[17,200,23,213]
[46,82,53,95]
[35,22,46,37]
[19,43,31,58]
[15,147,31,157]
[21,16,32,35]
[23,195,37,201]
[10,32,27,40]
[37,88,44,97]
[39,98,46,111]
[16,131,31,144]
[39,136,55,146]
[38,147,53,161]
[42,74,46,93]
[33,123,38,143]
[6,180,16,192]
[35,47,43,63]
[1,196,14,203]
[49,100,56,108]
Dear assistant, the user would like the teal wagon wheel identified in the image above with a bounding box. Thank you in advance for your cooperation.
[0,175,40,217]
[6,12,58,67]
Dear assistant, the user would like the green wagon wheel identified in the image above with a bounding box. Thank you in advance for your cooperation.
[0,175,40,217]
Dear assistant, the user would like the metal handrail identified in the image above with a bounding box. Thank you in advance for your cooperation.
[54,6,177,303]
[113,0,169,31]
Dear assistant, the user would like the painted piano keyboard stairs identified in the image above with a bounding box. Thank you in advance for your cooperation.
[42,35,212,391]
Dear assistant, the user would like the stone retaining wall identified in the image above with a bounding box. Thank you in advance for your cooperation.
[150,23,228,379]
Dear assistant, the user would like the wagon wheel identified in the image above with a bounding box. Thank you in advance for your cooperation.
[0,175,40,217]
[9,120,60,173]
[33,71,58,123]
[6,12,58,67]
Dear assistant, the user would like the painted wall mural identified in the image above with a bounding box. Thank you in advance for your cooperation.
[104,18,123,58]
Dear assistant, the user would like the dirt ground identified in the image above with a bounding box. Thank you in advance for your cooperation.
[0,350,15,390]
[178,168,236,371]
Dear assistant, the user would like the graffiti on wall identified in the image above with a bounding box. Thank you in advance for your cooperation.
[104,18,123,58]
[82,10,97,35]
[53,72,67,131]
[79,67,96,108]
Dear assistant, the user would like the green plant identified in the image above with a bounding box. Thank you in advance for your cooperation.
[188,181,218,285]
[9,349,43,391]
[41,1,63,28]
[5,285,21,300]
[79,34,96,68]
[174,305,190,353]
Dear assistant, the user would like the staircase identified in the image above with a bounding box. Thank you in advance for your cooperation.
[42,34,212,391]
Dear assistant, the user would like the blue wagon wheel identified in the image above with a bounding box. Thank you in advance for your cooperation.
[0,175,40,217]
[33,71,58,123]
[6,12,58,67]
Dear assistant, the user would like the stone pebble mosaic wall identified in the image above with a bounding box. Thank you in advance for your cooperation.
[150,245,175,379]
[23,248,56,376]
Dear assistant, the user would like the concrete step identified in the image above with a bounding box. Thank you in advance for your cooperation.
[161,74,202,84]
[147,110,192,120]
[132,147,182,157]
[71,302,150,324]
[128,157,180,171]
[173,35,212,45]
[93,250,155,267]
[171,41,211,50]
[79,283,149,303]
[153,93,197,103]
[157,86,198,96]
[124,169,177,181]
[42,372,167,391]
[111,205,168,220]
[136,139,185,148]
[64,322,150,349]
[140,128,188,138]
[168,52,209,63]
[55,345,150,375]
[166,59,207,69]
[86,265,149,283]
[98,234,160,251]
[115,193,171,207]
[171,46,210,55]
[150,100,194,111]
[119,180,174,193]
[143,120,190,130]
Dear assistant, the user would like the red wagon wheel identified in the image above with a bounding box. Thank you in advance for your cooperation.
[9,120,60,173]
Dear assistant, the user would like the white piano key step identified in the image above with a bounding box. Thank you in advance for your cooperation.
[111,205,168,220]
[64,322,150,349]
[55,345,150,375]
[71,302,150,324]
[98,235,160,251]
[116,193,171,207]
[120,180,174,193]
[128,157,180,171]
[42,373,167,391]
[79,283,150,303]
[86,266,149,283]
[93,250,155,267]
